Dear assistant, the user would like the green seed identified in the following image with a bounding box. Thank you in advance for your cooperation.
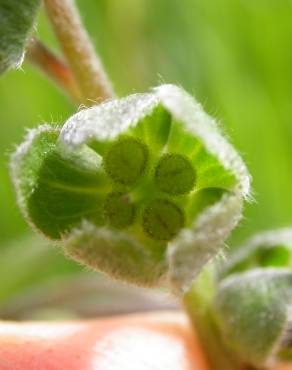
[104,192,135,229]
[104,137,148,185]
[155,154,196,195]
[142,199,184,241]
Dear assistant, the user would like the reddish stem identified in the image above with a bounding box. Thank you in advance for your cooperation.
[27,38,81,102]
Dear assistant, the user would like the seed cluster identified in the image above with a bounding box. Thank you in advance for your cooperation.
[103,136,196,241]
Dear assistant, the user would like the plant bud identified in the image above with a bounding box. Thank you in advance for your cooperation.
[214,229,292,367]
[11,85,250,293]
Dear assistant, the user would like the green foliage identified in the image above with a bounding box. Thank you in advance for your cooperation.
[12,84,249,292]
[0,0,41,74]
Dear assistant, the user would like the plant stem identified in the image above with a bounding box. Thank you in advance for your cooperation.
[26,38,81,103]
[183,268,244,370]
[44,0,115,106]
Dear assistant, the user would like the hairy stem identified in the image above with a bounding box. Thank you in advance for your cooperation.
[183,269,244,370]
[26,38,81,102]
[44,0,114,105]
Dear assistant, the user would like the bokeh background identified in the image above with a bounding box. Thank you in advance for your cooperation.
[1,0,292,318]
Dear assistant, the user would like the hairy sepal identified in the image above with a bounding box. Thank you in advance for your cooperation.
[11,125,60,232]
[168,193,243,293]
[12,85,250,292]
[64,221,168,287]
[214,268,292,367]
[221,228,292,278]
[11,125,108,239]
[0,0,41,74]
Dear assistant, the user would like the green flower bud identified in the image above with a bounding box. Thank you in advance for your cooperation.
[221,228,292,279]
[215,268,292,367]
[11,84,250,292]
[214,229,292,367]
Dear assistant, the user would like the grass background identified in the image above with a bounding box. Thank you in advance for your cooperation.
[0,0,292,315]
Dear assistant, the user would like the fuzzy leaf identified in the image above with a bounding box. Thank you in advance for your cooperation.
[0,0,41,74]
[11,85,250,292]
[214,268,292,366]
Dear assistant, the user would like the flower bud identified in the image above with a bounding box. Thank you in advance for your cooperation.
[214,229,292,367]
[11,85,250,293]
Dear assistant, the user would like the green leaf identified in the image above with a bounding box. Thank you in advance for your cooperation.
[214,268,292,366]
[0,0,41,74]
[11,85,250,292]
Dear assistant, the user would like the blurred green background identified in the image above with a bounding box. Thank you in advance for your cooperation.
[1,0,292,317]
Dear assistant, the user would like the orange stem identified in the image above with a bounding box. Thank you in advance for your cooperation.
[27,38,81,103]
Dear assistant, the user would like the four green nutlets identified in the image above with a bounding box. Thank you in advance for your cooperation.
[103,136,196,241]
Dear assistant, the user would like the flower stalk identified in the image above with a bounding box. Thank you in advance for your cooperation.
[44,0,114,105]
[183,269,245,370]
[26,38,81,102]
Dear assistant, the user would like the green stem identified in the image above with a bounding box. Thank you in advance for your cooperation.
[44,0,115,106]
[183,268,245,370]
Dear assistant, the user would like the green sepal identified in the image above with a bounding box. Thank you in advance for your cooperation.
[0,0,41,74]
[11,125,109,239]
[214,268,292,367]
[64,221,168,287]
[221,228,292,278]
